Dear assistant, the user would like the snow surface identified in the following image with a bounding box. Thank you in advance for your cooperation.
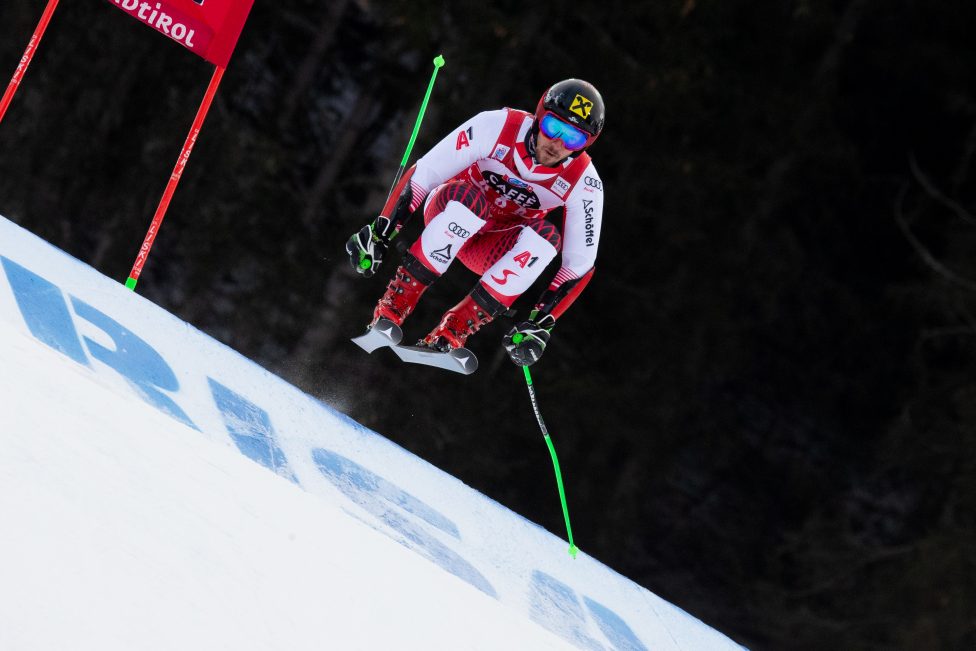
[0,216,746,651]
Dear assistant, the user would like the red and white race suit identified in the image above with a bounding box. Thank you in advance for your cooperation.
[383,107,604,320]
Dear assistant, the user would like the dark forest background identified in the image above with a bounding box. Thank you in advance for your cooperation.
[2,1,975,649]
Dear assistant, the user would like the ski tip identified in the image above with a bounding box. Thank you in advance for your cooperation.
[351,319,403,353]
[449,348,478,375]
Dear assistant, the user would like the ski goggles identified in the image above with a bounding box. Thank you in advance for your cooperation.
[539,112,590,151]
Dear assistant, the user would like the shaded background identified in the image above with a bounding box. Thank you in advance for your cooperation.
[2,1,975,648]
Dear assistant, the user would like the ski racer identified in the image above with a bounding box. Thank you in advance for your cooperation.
[346,78,606,367]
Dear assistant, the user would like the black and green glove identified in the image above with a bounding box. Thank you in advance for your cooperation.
[345,216,394,278]
[503,312,556,366]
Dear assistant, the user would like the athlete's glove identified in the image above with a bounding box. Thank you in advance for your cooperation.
[346,216,394,278]
[503,313,555,366]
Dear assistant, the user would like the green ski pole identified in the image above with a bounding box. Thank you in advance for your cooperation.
[513,338,578,559]
[354,54,445,273]
[385,54,445,203]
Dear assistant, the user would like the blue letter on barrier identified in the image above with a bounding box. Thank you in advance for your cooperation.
[70,297,197,430]
[529,571,605,650]
[583,597,648,651]
[208,378,298,483]
[1,257,89,366]
[529,571,648,651]
[312,447,496,598]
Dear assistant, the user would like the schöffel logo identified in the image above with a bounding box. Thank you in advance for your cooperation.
[584,176,603,191]
[448,222,471,238]
[431,244,453,264]
[582,199,596,246]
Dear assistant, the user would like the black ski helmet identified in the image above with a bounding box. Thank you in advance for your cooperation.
[534,79,606,150]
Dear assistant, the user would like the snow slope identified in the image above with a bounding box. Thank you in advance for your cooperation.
[0,216,746,651]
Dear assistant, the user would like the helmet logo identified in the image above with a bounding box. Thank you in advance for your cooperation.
[569,94,593,119]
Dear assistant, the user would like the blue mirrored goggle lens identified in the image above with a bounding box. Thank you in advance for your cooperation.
[540,113,589,150]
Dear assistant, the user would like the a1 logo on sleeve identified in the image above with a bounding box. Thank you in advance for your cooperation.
[456,126,473,150]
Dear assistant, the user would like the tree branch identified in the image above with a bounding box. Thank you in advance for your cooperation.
[893,184,976,292]
[909,154,976,226]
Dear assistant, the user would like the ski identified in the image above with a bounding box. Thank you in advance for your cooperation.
[351,318,403,353]
[390,344,478,375]
[351,318,478,375]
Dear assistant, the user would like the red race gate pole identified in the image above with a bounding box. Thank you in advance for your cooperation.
[125,65,225,291]
[0,0,61,125]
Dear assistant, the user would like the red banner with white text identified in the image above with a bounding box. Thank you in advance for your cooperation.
[104,0,254,68]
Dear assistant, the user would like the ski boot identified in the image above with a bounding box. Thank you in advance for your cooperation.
[371,253,438,328]
[419,288,503,352]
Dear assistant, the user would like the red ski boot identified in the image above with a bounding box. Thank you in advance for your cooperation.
[371,254,437,327]
[420,293,498,352]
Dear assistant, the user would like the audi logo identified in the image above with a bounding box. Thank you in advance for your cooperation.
[448,222,471,238]
[584,176,603,190]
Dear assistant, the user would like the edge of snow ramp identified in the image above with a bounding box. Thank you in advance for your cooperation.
[0,215,747,651]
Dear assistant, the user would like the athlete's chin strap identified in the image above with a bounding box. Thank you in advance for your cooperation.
[525,123,540,163]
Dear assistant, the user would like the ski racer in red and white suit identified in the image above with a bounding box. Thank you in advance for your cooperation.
[346,79,606,366]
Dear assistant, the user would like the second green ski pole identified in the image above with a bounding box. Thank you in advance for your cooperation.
[513,347,578,559]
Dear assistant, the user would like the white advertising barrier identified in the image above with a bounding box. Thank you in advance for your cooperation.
[0,216,746,651]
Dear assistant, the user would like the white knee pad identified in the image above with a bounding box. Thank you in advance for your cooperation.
[417,201,486,276]
[481,225,559,300]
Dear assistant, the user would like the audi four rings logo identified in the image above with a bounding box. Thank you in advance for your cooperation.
[448,222,471,238]
[584,176,603,190]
